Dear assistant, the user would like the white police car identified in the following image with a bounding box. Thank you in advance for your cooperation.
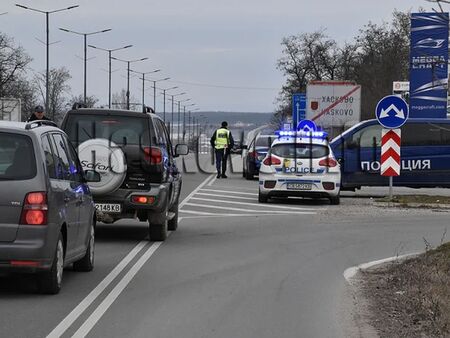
[258,130,341,204]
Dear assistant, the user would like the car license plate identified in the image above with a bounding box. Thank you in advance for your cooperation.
[286,183,312,190]
[95,203,121,213]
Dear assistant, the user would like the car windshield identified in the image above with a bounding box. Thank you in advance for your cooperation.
[271,143,329,159]
[65,115,152,146]
[0,132,36,180]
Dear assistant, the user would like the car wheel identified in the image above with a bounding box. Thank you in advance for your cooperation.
[168,200,179,231]
[73,223,95,272]
[329,195,340,205]
[38,233,64,294]
[148,205,168,241]
[245,170,253,180]
[258,191,268,203]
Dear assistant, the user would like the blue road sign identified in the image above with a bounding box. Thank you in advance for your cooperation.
[292,93,306,127]
[375,95,409,129]
[297,119,317,132]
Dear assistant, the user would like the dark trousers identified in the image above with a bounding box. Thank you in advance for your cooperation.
[215,148,228,175]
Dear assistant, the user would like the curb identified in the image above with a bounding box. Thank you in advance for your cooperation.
[374,201,450,209]
[343,252,419,284]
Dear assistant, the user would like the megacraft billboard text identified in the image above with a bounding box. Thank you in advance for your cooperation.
[410,13,449,118]
[306,81,361,128]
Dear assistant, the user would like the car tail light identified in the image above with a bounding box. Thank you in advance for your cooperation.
[20,192,48,225]
[322,182,335,190]
[319,157,337,167]
[131,196,156,205]
[263,156,281,166]
[143,147,162,165]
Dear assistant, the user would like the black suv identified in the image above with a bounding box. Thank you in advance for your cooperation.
[61,108,188,241]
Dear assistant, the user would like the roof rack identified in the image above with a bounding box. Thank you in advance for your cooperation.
[25,120,58,130]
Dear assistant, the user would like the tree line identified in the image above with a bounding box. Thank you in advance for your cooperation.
[274,10,410,124]
[0,32,137,122]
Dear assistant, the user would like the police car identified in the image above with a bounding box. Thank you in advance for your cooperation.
[258,130,341,204]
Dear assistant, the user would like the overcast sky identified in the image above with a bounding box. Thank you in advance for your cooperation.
[1,0,435,112]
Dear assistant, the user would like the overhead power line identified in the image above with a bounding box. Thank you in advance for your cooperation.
[166,79,279,91]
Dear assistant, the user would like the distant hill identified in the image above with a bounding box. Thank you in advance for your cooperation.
[158,111,274,127]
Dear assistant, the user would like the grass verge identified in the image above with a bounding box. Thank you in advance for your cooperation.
[360,241,450,337]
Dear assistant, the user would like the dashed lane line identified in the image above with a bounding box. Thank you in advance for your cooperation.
[190,197,319,211]
[184,202,316,215]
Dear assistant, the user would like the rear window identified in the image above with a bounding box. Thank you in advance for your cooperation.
[271,144,329,159]
[0,133,36,180]
[64,115,152,146]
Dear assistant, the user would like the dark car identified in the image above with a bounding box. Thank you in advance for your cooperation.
[0,120,98,294]
[242,134,276,180]
[61,108,188,242]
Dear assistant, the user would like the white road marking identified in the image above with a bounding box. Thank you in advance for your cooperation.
[184,202,316,215]
[207,176,217,186]
[47,175,214,338]
[72,239,165,337]
[200,188,257,196]
[179,175,214,208]
[46,241,147,338]
[195,192,256,200]
[180,214,285,219]
[179,209,217,215]
[343,252,419,284]
[190,197,318,210]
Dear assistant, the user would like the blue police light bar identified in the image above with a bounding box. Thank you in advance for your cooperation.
[275,130,328,139]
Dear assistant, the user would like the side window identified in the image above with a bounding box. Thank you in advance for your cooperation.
[155,120,172,156]
[41,134,57,179]
[64,136,84,183]
[349,125,381,148]
[51,133,72,181]
[403,123,447,146]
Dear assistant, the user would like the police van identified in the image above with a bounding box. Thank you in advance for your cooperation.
[330,118,450,190]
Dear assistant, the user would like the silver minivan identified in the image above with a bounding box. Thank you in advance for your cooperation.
[0,120,98,294]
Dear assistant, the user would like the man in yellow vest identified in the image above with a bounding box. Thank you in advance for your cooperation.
[210,121,234,178]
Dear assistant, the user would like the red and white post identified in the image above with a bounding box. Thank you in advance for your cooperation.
[381,128,401,200]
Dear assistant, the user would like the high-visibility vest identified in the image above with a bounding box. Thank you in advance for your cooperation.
[214,128,230,149]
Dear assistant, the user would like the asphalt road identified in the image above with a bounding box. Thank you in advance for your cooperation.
[0,168,448,338]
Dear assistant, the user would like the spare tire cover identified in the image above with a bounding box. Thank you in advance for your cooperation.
[78,139,127,195]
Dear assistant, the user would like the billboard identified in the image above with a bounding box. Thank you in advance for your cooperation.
[410,13,449,118]
[0,98,21,121]
[306,81,361,128]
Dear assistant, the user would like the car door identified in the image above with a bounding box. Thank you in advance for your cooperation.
[50,133,81,258]
[156,119,179,205]
[65,136,93,252]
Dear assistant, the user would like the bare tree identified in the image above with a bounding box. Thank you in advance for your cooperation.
[34,67,72,122]
[69,94,99,108]
[112,89,138,110]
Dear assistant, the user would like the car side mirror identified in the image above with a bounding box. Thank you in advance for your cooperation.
[174,144,189,157]
[84,169,101,182]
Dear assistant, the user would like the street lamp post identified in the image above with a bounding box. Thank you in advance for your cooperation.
[111,57,148,110]
[16,4,79,118]
[129,69,160,112]
[147,77,170,113]
[59,28,111,104]
[88,44,133,108]
[177,99,191,142]
[160,86,178,123]
[170,92,186,141]
[183,103,195,142]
